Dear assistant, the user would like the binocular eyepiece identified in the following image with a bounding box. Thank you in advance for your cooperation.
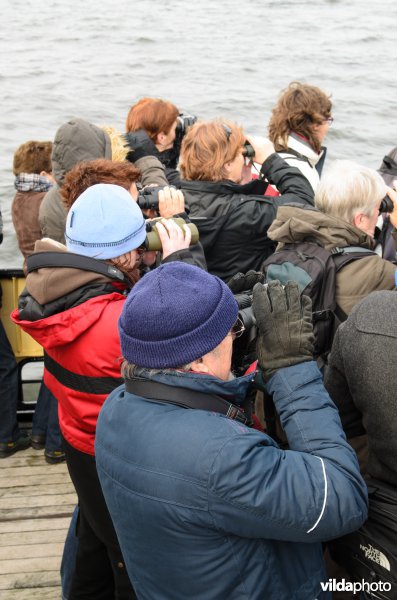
[242,141,255,159]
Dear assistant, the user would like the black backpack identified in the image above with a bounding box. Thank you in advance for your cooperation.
[262,241,375,358]
[328,478,397,599]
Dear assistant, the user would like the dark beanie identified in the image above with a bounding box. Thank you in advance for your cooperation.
[119,262,238,368]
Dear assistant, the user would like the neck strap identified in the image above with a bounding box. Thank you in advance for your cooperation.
[124,378,248,425]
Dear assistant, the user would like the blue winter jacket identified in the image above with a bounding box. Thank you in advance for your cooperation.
[95,362,368,600]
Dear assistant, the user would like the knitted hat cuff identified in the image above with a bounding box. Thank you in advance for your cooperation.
[65,221,146,258]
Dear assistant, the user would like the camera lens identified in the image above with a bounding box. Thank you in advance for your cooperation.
[379,196,394,214]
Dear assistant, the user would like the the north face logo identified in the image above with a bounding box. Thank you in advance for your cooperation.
[360,543,391,571]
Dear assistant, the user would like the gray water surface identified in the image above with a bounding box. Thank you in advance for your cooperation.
[1,0,396,267]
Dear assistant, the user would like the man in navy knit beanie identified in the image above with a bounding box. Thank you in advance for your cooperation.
[95,262,367,600]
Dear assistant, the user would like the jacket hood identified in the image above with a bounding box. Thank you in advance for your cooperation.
[25,238,119,305]
[268,204,374,250]
[12,292,122,350]
[52,118,112,186]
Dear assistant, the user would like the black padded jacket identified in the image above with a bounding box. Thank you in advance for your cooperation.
[180,154,314,281]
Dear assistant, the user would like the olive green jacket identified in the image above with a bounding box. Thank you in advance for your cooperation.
[268,204,396,316]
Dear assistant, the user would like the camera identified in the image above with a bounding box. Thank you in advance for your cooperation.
[173,114,198,153]
[143,217,199,251]
[242,141,255,159]
[379,195,394,214]
[234,291,256,334]
[231,291,258,375]
[176,114,197,137]
[150,113,198,170]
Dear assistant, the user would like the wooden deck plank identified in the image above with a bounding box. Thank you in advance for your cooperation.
[0,505,76,521]
[0,483,74,498]
[0,464,68,478]
[0,542,65,562]
[0,474,69,487]
[0,571,61,591]
[0,439,76,596]
[0,529,68,547]
[2,586,61,599]
[0,493,76,509]
[0,556,61,576]
[0,517,72,533]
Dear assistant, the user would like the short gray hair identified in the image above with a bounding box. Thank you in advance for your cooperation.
[315,160,386,224]
[121,361,193,380]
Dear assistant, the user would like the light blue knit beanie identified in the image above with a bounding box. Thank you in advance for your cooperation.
[65,183,146,259]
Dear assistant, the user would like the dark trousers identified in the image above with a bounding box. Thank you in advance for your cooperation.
[32,381,62,451]
[0,319,19,443]
[62,436,136,600]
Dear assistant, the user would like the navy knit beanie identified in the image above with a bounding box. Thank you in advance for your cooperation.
[119,262,238,368]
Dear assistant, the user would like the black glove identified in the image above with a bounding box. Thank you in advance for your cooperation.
[124,130,161,163]
[252,280,314,380]
[227,270,265,294]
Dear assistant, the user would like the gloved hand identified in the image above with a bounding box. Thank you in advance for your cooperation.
[252,280,314,380]
[227,270,265,294]
[124,130,161,163]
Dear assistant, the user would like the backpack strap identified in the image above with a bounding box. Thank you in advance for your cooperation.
[331,245,376,263]
[124,378,248,425]
[26,251,127,283]
[331,246,376,322]
[331,246,376,275]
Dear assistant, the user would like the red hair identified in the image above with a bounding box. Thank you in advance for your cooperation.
[61,159,140,210]
[179,120,245,182]
[125,98,179,141]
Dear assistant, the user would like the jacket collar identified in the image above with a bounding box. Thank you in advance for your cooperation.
[180,177,268,197]
[287,132,324,165]
[130,367,255,405]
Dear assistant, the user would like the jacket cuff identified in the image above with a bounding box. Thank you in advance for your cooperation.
[161,249,193,264]
[259,153,282,178]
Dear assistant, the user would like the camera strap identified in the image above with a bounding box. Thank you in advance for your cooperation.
[124,378,248,425]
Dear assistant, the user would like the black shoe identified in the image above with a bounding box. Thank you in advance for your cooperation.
[31,434,46,450]
[0,435,31,458]
[44,449,66,464]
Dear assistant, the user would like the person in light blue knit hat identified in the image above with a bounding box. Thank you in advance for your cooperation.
[65,183,146,259]
[13,182,195,600]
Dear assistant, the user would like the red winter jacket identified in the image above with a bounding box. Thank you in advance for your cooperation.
[13,292,125,455]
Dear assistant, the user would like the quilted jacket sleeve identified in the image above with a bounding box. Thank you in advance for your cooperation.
[261,153,315,207]
[207,362,368,543]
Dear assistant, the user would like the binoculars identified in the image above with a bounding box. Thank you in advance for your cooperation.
[143,218,199,251]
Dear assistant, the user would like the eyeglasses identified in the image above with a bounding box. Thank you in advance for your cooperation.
[324,117,334,125]
[229,316,245,340]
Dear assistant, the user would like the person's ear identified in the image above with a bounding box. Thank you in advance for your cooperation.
[352,212,365,230]
[40,170,55,183]
[189,357,210,374]
[223,161,233,177]
[156,132,166,147]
